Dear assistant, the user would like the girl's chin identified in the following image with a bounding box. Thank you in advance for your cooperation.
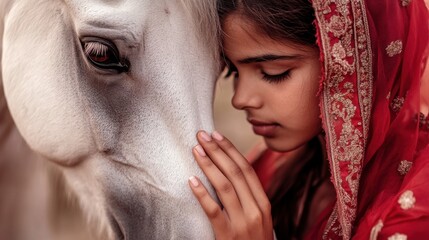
[264,137,308,153]
[265,139,293,152]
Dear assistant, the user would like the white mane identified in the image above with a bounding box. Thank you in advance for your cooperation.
[181,0,220,61]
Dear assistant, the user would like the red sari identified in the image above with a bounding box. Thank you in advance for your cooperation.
[251,0,429,239]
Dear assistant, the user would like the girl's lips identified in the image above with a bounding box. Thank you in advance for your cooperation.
[248,119,279,137]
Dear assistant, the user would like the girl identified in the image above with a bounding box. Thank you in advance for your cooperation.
[188,0,429,239]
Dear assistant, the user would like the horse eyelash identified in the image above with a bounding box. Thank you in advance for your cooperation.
[84,42,108,56]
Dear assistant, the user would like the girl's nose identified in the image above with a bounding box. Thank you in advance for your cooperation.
[231,76,262,110]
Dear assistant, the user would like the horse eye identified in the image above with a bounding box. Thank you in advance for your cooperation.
[81,38,129,73]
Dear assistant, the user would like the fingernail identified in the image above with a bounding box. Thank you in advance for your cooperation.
[200,131,212,141]
[195,145,206,157]
[189,176,199,187]
[212,131,224,141]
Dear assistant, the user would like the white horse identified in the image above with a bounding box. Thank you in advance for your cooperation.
[0,0,220,239]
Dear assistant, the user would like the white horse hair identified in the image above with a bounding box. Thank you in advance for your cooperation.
[0,0,220,239]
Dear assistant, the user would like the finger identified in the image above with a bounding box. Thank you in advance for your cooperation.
[196,131,260,211]
[210,131,268,204]
[188,176,229,233]
[192,145,243,219]
[211,131,272,229]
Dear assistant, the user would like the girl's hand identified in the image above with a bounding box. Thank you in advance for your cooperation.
[188,130,273,240]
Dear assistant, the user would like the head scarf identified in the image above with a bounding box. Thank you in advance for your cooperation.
[312,0,429,238]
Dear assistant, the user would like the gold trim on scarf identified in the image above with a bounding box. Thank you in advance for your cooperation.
[313,0,373,238]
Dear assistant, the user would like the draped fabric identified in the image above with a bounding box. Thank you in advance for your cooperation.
[312,0,429,239]
[251,0,429,239]
[251,137,334,239]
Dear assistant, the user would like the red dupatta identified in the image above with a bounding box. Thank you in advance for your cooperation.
[312,0,429,239]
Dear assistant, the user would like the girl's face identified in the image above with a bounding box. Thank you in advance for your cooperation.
[223,15,322,152]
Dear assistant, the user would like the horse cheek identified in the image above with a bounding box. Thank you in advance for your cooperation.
[2,4,96,165]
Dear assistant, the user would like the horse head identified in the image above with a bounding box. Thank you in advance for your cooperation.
[1,0,219,239]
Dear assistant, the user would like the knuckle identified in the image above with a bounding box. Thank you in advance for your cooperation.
[195,186,209,199]
[247,211,263,226]
[229,165,245,179]
[260,198,272,214]
[199,157,214,168]
[205,205,222,219]
[206,142,220,152]
[241,163,255,175]
[222,139,235,151]
[219,182,234,194]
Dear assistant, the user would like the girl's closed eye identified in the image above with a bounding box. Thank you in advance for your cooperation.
[261,69,291,84]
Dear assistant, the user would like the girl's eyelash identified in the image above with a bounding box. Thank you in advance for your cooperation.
[223,59,290,84]
[262,70,291,83]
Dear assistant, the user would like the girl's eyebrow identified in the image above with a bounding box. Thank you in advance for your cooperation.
[238,54,304,64]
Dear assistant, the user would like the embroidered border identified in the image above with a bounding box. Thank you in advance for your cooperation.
[313,0,373,238]
[322,206,343,239]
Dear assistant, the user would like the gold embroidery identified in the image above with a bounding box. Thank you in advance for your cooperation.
[397,160,412,176]
[391,96,405,112]
[332,42,354,71]
[370,220,383,240]
[322,207,343,239]
[314,0,373,238]
[386,40,403,57]
[398,190,415,210]
[327,15,348,37]
[386,91,391,100]
[401,0,411,7]
[388,233,408,240]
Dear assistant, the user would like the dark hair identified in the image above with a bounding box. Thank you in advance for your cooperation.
[218,0,317,47]
[217,1,322,239]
